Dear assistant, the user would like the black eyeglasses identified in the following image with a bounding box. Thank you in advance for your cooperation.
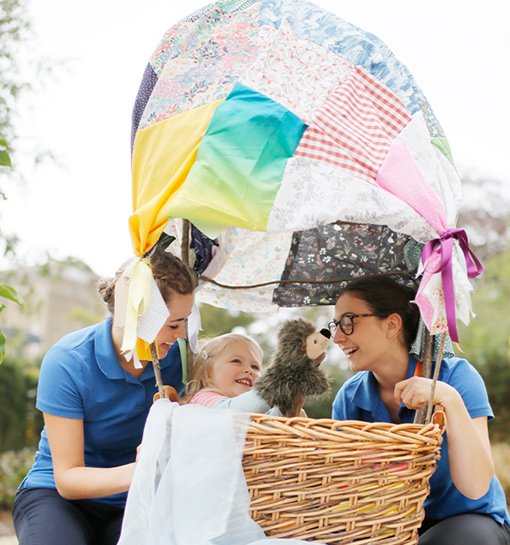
[328,313,375,336]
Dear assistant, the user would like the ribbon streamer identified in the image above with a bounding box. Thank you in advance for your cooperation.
[121,258,153,356]
[420,228,483,342]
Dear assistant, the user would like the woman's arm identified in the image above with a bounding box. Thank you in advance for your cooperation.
[45,413,135,500]
[394,377,494,499]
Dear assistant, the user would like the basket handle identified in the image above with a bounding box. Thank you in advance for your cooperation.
[431,403,446,433]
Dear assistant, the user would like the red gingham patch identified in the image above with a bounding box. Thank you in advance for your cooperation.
[295,66,411,181]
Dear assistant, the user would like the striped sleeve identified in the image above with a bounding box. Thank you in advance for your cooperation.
[189,390,227,408]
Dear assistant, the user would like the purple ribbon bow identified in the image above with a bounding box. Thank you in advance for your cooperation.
[420,228,483,343]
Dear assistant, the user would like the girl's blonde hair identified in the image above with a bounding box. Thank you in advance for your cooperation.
[184,333,263,401]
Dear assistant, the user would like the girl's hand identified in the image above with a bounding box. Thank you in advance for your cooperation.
[153,385,179,402]
[394,377,459,409]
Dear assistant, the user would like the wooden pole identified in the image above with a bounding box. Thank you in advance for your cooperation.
[425,332,447,423]
[181,219,194,384]
[414,328,433,424]
[181,219,190,264]
[151,342,166,399]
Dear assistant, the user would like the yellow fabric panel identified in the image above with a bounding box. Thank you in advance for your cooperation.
[129,99,223,255]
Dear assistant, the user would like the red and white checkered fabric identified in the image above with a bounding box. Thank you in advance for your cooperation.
[295,66,411,182]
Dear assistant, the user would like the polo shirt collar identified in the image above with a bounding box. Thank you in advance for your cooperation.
[351,371,379,412]
[95,317,125,380]
[350,356,419,421]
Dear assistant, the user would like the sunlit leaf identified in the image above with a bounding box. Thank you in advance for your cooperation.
[0,330,5,364]
[0,149,11,167]
[0,283,24,306]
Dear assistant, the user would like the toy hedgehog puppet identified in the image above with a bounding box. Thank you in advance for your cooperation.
[255,318,331,417]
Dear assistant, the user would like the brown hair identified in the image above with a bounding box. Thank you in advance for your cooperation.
[337,276,420,350]
[98,244,196,314]
[184,333,263,401]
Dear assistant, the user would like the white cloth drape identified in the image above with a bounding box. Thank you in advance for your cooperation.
[118,400,311,545]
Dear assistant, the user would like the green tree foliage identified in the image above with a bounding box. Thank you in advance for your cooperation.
[199,303,255,339]
[0,0,30,156]
[1,136,24,363]
[459,246,510,442]
[1,0,31,362]
[0,448,35,508]
[0,357,42,452]
[0,281,23,363]
[476,351,510,442]
[198,304,277,367]
[0,137,11,168]
[459,247,510,365]
[456,176,510,434]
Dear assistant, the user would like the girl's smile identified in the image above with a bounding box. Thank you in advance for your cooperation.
[208,343,262,398]
[235,377,253,388]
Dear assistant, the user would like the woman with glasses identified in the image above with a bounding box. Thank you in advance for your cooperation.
[330,276,510,545]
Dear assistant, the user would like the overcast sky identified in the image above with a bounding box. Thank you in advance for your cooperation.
[4,0,509,277]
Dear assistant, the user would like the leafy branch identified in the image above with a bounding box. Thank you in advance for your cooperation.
[0,138,23,362]
[0,138,11,167]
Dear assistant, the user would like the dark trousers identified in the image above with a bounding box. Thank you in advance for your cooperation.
[13,488,124,545]
[420,514,510,545]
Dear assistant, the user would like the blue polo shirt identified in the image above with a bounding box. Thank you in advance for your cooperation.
[332,357,510,526]
[20,317,184,508]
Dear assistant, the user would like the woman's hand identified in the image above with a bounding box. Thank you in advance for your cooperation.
[394,377,494,500]
[394,376,459,409]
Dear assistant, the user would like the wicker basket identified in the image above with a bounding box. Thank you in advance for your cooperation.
[244,415,443,545]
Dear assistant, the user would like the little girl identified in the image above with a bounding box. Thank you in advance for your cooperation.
[186,333,279,414]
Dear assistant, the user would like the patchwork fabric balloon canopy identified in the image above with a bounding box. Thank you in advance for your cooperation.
[128,0,482,345]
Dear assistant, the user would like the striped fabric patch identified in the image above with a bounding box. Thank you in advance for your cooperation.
[295,66,411,182]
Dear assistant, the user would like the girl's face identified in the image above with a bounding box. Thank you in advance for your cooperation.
[333,292,391,372]
[208,341,262,397]
[154,293,195,359]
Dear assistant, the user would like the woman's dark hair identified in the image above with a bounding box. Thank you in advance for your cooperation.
[98,244,197,314]
[337,276,420,350]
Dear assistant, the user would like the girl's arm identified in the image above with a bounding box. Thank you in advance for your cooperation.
[191,389,273,413]
[45,413,135,500]
[394,377,494,499]
[212,389,273,413]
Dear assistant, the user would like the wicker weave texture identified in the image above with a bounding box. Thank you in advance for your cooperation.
[244,416,443,545]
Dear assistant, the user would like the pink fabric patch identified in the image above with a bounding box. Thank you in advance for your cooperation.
[415,284,436,332]
[375,138,447,234]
